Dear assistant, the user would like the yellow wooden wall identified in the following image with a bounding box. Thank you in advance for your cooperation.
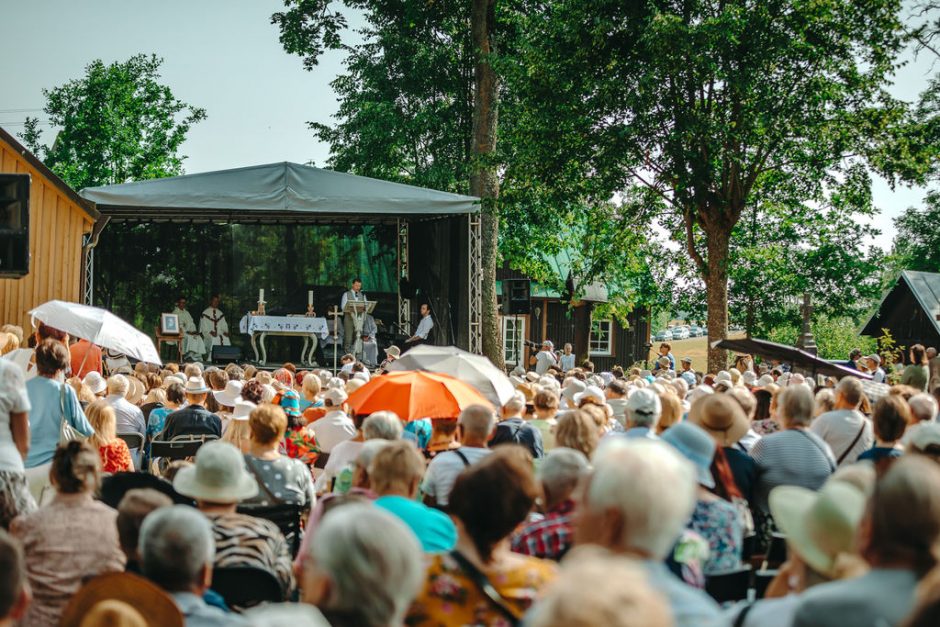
[0,140,94,333]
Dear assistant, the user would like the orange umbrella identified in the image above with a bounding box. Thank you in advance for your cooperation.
[346,370,494,421]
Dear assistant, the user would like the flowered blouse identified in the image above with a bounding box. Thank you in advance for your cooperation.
[284,425,320,467]
[406,552,557,627]
[670,528,710,589]
[689,497,743,575]
[99,439,132,473]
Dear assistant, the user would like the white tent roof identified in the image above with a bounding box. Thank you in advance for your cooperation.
[80,162,479,222]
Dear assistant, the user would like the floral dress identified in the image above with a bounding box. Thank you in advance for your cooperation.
[406,552,557,627]
[689,497,743,575]
[752,418,780,436]
[284,425,320,467]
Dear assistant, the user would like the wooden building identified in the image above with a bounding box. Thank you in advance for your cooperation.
[497,254,651,372]
[0,127,99,331]
[861,270,940,350]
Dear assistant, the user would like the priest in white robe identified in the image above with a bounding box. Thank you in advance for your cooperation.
[199,294,231,360]
[172,297,206,362]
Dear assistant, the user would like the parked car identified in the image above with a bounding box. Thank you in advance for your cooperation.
[654,330,673,342]
[673,327,690,340]
[689,325,702,337]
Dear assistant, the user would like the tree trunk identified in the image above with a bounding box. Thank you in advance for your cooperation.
[704,224,731,373]
[572,301,593,364]
[470,0,503,368]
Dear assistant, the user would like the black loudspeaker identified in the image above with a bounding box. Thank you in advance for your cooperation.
[502,279,531,315]
[0,174,30,278]
[211,345,243,364]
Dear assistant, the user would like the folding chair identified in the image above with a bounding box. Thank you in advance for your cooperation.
[705,565,752,604]
[117,432,144,450]
[211,566,284,610]
[98,472,194,508]
[149,435,217,475]
[237,502,304,557]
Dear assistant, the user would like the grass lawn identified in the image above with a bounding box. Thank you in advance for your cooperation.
[647,332,746,374]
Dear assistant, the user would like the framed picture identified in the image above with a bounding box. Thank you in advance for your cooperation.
[160,313,180,335]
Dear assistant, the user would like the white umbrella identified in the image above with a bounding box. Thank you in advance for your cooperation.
[387,344,514,406]
[29,300,162,365]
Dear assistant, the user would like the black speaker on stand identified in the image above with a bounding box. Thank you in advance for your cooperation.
[502,279,531,315]
[0,174,30,278]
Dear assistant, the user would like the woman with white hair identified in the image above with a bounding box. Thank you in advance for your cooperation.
[751,386,836,516]
[300,503,424,627]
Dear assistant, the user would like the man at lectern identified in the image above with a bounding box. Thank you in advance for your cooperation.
[341,277,367,353]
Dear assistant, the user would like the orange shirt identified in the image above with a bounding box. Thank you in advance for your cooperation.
[69,340,102,379]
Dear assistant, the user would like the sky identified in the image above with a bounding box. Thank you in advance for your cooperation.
[1,0,936,251]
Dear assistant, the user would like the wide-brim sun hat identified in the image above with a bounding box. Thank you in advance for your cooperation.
[661,421,716,488]
[688,394,750,447]
[231,399,256,421]
[769,482,867,579]
[83,371,107,395]
[173,441,259,503]
[384,346,401,358]
[213,380,244,407]
[574,385,605,406]
[59,571,183,627]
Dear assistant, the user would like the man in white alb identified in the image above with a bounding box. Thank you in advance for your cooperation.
[199,294,231,361]
[341,278,367,354]
[404,303,434,351]
[172,297,206,362]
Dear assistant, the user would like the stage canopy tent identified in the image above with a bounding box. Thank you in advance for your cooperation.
[79,162,483,357]
[80,161,479,223]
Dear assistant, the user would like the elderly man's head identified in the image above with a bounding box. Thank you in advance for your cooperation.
[107,374,130,398]
[539,448,589,509]
[778,385,815,429]
[835,377,864,410]
[575,439,696,560]
[625,388,661,429]
[140,505,215,594]
[116,489,173,566]
[301,504,423,627]
[909,394,939,424]
[501,393,526,419]
[368,440,425,498]
[458,404,495,445]
[362,411,403,441]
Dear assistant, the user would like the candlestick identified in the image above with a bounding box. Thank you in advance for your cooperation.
[259,288,264,302]
[308,290,313,307]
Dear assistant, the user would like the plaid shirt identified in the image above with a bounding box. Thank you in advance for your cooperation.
[511,499,575,561]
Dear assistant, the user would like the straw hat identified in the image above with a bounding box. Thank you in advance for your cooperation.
[83,371,107,395]
[126,378,145,405]
[172,441,259,503]
[213,380,244,407]
[384,346,401,359]
[232,399,256,421]
[769,481,867,579]
[59,572,183,627]
[183,376,210,395]
[688,394,750,447]
[79,601,147,627]
[661,422,716,489]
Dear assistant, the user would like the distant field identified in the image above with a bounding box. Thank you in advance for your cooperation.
[650,332,746,373]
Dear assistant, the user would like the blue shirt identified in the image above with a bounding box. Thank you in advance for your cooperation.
[857,446,902,463]
[642,560,721,627]
[25,377,94,468]
[374,495,457,553]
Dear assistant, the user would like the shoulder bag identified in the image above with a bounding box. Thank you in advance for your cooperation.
[58,383,84,444]
[448,551,522,626]
[836,422,867,466]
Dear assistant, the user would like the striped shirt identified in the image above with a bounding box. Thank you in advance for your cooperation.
[204,512,293,592]
[751,429,835,514]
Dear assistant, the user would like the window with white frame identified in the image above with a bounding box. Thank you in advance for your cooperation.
[502,316,527,365]
[590,319,613,356]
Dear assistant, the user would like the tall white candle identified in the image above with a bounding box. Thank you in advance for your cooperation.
[308,290,313,307]
[259,288,264,302]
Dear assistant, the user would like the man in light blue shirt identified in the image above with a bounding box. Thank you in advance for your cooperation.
[371,441,456,553]
[575,438,720,627]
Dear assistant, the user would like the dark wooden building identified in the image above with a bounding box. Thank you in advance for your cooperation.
[496,254,650,371]
[861,270,940,349]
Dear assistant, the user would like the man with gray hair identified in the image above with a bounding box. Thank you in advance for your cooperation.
[140,505,247,626]
[902,393,940,448]
[422,404,495,508]
[511,447,588,560]
[490,392,544,458]
[811,377,874,466]
[300,503,424,626]
[623,388,661,439]
[575,438,720,626]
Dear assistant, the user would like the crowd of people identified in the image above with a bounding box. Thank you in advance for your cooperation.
[3,322,940,626]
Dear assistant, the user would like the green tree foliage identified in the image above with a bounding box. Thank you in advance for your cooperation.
[271,0,659,326]
[765,317,876,361]
[505,0,914,370]
[890,191,940,273]
[21,54,206,190]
